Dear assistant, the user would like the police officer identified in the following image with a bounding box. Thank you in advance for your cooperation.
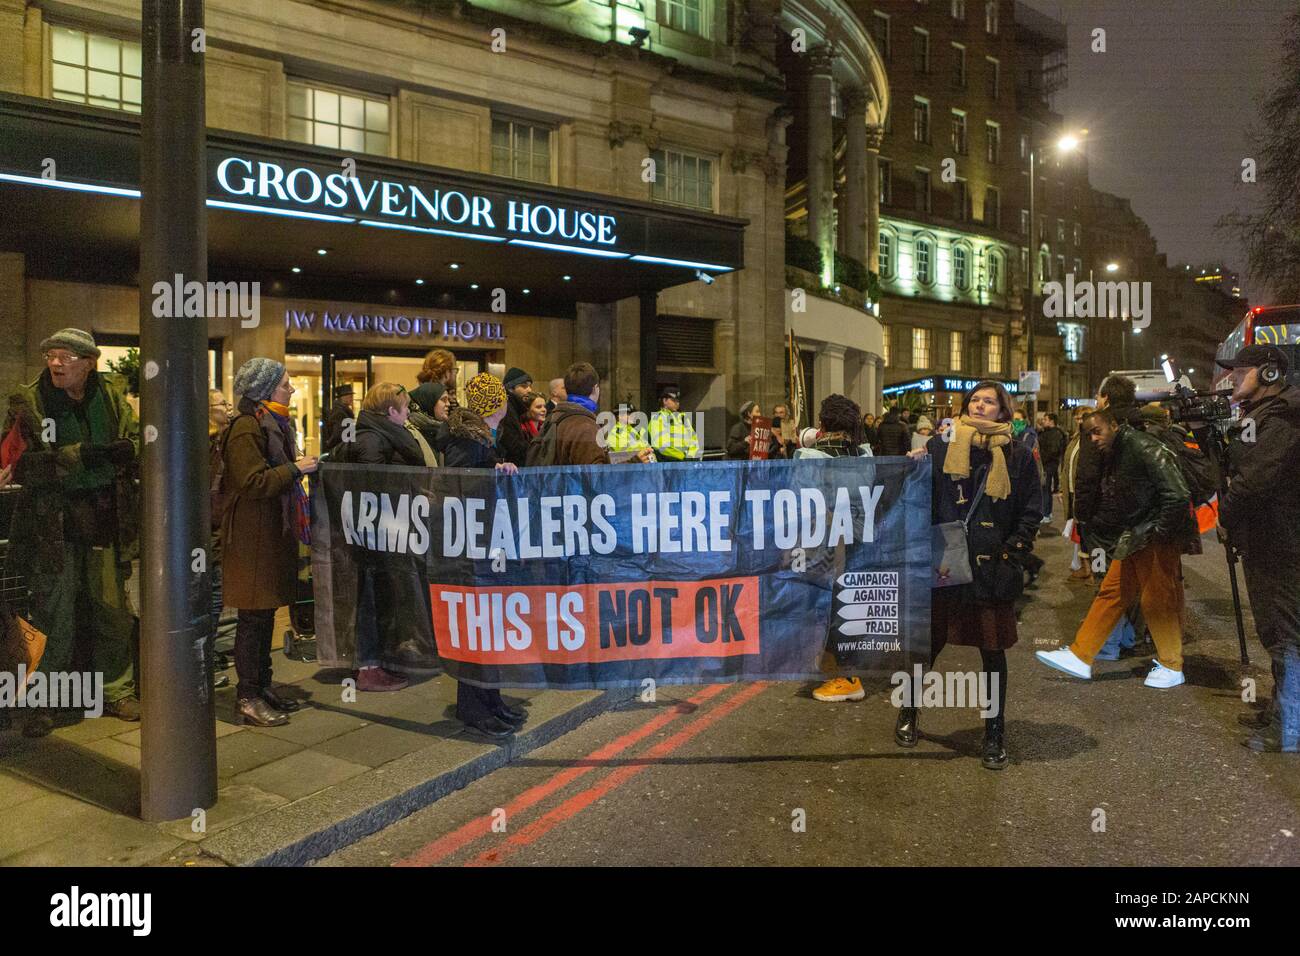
[607,403,652,456]
[648,386,700,461]
[1217,344,1300,753]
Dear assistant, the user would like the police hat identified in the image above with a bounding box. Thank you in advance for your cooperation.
[1215,344,1289,374]
[660,385,681,401]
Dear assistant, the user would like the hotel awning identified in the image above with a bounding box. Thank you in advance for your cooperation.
[0,93,746,316]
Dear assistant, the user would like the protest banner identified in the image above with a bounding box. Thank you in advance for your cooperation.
[311,458,931,688]
[748,416,771,460]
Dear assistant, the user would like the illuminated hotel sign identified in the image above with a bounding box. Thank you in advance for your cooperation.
[216,156,620,249]
[882,376,1020,397]
[285,307,505,344]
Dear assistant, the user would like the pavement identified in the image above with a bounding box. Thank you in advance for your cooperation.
[0,610,621,866]
[320,520,1300,867]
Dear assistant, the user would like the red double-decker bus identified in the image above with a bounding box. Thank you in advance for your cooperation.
[1214,304,1300,391]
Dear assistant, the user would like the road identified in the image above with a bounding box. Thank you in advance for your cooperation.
[320,522,1300,867]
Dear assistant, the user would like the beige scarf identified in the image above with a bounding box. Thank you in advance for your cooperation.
[944,414,1014,500]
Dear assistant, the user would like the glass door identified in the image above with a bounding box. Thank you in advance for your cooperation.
[285,353,324,458]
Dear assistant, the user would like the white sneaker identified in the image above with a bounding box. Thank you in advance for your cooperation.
[1035,647,1092,680]
[1144,661,1185,688]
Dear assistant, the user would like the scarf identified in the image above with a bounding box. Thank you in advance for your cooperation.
[257,401,310,545]
[944,414,1014,501]
[568,394,597,414]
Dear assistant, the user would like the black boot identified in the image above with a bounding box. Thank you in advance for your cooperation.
[981,715,1008,770]
[894,707,919,748]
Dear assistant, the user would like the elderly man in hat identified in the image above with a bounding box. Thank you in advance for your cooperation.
[322,383,356,455]
[1218,344,1300,752]
[5,328,140,736]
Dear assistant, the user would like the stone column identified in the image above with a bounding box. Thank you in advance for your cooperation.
[806,44,836,287]
[842,89,868,267]
[865,124,885,280]
[814,343,847,405]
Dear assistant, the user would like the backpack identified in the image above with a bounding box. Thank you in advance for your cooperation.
[1153,424,1221,507]
[525,416,558,468]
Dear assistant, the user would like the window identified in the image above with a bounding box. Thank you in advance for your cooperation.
[1058,322,1085,362]
[951,110,968,154]
[985,121,1001,163]
[879,231,894,277]
[914,28,930,73]
[914,168,932,214]
[1056,218,1066,243]
[288,81,391,154]
[1039,215,1048,243]
[988,250,1002,293]
[1074,257,1083,277]
[954,179,969,221]
[953,244,970,289]
[951,330,964,371]
[984,185,1000,228]
[985,0,999,35]
[951,0,966,18]
[1057,254,1066,281]
[1038,249,1050,285]
[883,327,891,367]
[952,43,967,88]
[915,237,933,284]
[913,97,930,143]
[912,327,932,368]
[1020,132,1030,162]
[872,12,892,59]
[661,0,708,38]
[987,333,1004,374]
[1020,208,1030,235]
[986,57,1000,100]
[1035,354,1051,387]
[878,158,893,205]
[1073,221,1082,246]
[649,147,715,210]
[50,27,142,113]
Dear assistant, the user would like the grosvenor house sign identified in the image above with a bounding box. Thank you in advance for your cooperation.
[214,155,621,250]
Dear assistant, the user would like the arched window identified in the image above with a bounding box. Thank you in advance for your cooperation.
[879,231,895,278]
[953,243,970,290]
[915,236,934,285]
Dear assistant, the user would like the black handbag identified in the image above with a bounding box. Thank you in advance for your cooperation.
[931,468,988,588]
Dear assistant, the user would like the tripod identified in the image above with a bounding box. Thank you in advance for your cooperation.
[1191,423,1250,667]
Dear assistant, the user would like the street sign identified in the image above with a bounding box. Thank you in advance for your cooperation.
[1019,370,1041,394]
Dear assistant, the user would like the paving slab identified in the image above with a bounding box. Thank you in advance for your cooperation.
[232,748,369,802]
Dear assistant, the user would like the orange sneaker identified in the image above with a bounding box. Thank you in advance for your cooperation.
[812,677,865,702]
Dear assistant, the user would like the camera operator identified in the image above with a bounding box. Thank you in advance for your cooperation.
[1217,344,1300,753]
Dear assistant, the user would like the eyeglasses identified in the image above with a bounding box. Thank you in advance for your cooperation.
[43,350,84,365]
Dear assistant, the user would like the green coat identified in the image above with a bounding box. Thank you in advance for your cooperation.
[5,370,140,577]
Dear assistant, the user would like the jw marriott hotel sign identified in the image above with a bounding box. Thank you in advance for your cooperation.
[285,307,505,344]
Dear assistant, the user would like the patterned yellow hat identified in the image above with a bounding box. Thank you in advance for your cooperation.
[465,372,507,418]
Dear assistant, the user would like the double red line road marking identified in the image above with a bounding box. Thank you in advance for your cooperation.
[395,681,770,867]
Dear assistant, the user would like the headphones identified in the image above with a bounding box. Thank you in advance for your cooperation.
[1261,361,1281,385]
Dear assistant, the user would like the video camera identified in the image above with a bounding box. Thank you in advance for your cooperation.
[1131,358,1235,436]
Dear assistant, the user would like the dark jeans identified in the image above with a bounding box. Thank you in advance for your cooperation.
[235,608,277,700]
[456,681,504,723]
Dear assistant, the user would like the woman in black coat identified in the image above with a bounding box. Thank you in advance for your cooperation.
[899,381,1042,768]
[726,401,760,459]
[442,376,527,740]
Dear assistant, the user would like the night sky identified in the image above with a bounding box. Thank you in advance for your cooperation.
[1022,0,1295,301]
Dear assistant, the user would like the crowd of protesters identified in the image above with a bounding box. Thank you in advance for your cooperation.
[2,331,1295,758]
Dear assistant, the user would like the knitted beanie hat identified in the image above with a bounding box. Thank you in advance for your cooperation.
[39,327,100,358]
[234,357,287,402]
[503,366,532,391]
[465,372,507,418]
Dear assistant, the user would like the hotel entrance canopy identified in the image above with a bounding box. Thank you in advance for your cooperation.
[0,94,746,314]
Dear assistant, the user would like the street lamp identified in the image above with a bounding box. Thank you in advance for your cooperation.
[1025,130,1085,412]
[1105,262,1119,273]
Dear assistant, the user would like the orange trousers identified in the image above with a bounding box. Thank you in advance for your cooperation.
[1071,538,1184,671]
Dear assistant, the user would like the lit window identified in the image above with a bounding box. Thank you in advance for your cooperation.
[1020,209,1030,235]
[50,26,142,114]
[1073,221,1082,246]
[661,0,709,38]
[916,238,933,284]
[1057,218,1067,243]
[985,0,999,35]
[913,97,930,143]
[1058,322,1085,362]
[1074,257,1082,276]
[879,232,894,277]
[953,245,969,289]
[879,158,893,205]
[988,250,1002,293]
[951,110,967,154]
[952,43,967,88]
[986,57,1000,99]
[493,117,554,184]
[288,81,390,155]
[912,327,931,368]
[951,330,964,371]
[1035,354,1051,387]
[985,121,1001,164]
[914,28,930,73]
[952,0,966,19]
[883,327,891,367]
[650,147,715,210]
[988,333,1004,374]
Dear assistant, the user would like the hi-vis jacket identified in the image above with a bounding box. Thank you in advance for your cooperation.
[607,421,651,453]
[649,409,700,461]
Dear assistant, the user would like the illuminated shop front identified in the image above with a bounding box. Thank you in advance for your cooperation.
[882,374,1023,418]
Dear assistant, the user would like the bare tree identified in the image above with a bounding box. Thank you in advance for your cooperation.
[1220,7,1300,302]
